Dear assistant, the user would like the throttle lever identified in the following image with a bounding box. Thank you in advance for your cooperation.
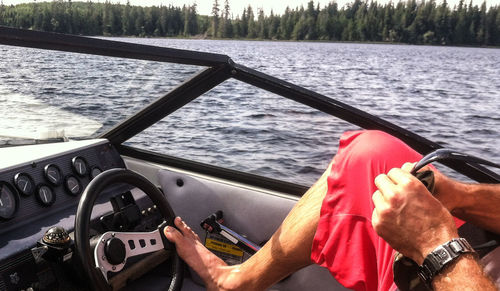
[414,170,436,193]
[201,211,261,255]
[411,148,500,194]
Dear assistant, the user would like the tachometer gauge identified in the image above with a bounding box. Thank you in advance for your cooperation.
[44,164,62,186]
[72,157,88,177]
[14,173,35,196]
[0,182,19,220]
[90,166,102,180]
[64,175,81,196]
[36,184,56,207]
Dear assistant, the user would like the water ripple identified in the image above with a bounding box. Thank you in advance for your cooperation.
[1,40,499,185]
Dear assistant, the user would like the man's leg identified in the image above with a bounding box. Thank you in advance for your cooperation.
[164,130,423,291]
[164,160,334,291]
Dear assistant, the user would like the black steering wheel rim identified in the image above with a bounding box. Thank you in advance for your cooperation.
[74,168,184,291]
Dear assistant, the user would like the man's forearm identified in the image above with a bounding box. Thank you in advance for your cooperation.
[433,254,497,290]
[451,183,500,233]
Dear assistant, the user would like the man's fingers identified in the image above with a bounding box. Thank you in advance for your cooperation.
[374,174,395,196]
[371,190,388,233]
[371,208,379,230]
[372,190,390,217]
[387,167,412,185]
[372,190,384,207]
[401,162,416,172]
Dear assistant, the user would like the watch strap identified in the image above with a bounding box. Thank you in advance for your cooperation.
[418,238,475,287]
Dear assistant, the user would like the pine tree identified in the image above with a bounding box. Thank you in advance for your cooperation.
[247,5,256,38]
[218,0,231,38]
[122,0,133,35]
[476,1,487,45]
[211,0,219,37]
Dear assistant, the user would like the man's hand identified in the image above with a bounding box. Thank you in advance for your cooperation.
[371,167,459,265]
[401,162,464,215]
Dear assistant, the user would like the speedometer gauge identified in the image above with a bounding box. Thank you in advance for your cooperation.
[0,182,19,220]
[72,156,88,177]
[90,166,102,180]
[14,173,35,196]
[64,175,81,196]
[36,184,56,207]
[44,164,62,186]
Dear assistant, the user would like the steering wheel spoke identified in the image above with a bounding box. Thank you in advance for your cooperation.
[94,229,165,281]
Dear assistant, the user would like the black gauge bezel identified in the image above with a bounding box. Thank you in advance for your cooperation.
[72,156,88,177]
[0,182,20,220]
[90,166,102,180]
[13,172,35,196]
[44,164,62,186]
[36,184,56,207]
[64,175,82,196]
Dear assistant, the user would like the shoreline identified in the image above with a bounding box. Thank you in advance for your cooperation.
[99,35,500,49]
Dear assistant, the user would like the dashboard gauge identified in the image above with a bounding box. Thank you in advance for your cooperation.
[44,164,62,186]
[90,166,102,180]
[36,184,56,207]
[64,175,81,196]
[14,173,35,196]
[72,156,88,177]
[0,182,19,220]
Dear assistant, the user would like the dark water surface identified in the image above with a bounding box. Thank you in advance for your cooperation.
[0,39,498,185]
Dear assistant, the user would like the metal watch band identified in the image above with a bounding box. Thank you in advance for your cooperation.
[418,238,475,287]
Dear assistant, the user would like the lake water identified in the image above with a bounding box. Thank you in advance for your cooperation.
[0,39,498,185]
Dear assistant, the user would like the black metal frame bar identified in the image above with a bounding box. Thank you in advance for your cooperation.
[1,26,498,184]
[0,26,230,67]
[232,64,500,183]
[101,65,232,144]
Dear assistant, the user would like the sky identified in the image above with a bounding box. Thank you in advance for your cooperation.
[3,0,499,16]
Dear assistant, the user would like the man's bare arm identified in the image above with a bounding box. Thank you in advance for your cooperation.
[443,182,500,234]
[402,163,500,234]
[432,254,496,290]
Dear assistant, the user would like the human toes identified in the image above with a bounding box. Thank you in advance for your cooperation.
[174,216,200,241]
[163,225,183,244]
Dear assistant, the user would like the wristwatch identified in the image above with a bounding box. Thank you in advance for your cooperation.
[418,238,475,288]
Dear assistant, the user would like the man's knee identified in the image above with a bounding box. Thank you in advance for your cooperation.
[339,130,420,167]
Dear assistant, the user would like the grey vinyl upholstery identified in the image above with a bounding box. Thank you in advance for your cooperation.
[158,169,349,291]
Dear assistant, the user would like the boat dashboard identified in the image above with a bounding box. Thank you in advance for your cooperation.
[0,139,163,291]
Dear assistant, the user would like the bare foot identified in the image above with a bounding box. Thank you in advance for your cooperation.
[164,217,242,291]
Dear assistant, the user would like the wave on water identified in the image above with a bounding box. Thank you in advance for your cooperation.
[0,87,101,140]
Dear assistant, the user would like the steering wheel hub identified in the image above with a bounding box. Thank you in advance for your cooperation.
[104,237,126,265]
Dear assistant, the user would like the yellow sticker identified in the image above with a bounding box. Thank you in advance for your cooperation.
[205,238,244,257]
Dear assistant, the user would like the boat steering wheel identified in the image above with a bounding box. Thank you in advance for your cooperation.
[74,168,184,290]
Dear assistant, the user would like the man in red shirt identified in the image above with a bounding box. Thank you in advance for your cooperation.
[164,130,498,290]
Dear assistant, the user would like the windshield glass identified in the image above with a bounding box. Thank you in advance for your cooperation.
[0,43,201,144]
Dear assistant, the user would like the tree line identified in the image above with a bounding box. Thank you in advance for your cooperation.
[0,0,499,46]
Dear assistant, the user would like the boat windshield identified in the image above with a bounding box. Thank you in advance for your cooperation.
[0,43,202,145]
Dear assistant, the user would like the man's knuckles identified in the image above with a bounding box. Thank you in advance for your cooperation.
[401,162,415,172]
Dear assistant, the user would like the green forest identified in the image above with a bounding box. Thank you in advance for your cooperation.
[1,0,499,46]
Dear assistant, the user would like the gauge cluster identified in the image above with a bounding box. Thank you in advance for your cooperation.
[0,141,125,233]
